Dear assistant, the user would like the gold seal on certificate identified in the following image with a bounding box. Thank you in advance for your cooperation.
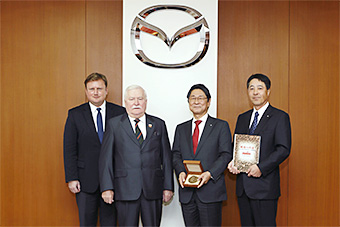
[233,134,261,172]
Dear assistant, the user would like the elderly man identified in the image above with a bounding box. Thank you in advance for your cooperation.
[99,85,174,227]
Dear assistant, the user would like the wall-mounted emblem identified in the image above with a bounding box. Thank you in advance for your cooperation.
[130,5,210,69]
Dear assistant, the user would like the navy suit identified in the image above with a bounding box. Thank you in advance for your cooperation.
[63,102,125,226]
[172,115,232,226]
[99,113,173,226]
[234,105,291,226]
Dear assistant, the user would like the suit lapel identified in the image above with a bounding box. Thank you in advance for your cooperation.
[253,105,273,134]
[82,104,99,139]
[184,120,194,157]
[141,114,155,149]
[120,114,140,147]
[195,116,214,156]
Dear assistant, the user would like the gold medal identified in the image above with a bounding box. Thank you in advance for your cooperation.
[188,176,198,183]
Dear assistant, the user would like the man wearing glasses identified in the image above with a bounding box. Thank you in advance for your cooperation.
[172,84,232,226]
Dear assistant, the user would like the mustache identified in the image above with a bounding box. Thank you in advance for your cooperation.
[132,105,142,109]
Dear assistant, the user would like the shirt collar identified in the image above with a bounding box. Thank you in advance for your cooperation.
[253,102,269,116]
[89,101,106,113]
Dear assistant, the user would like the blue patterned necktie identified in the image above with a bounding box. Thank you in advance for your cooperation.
[97,108,103,143]
[249,111,259,135]
[134,118,144,146]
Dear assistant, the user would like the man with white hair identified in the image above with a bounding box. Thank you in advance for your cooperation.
[99,85,174,227]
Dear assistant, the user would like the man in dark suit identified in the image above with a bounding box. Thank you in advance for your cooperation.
[99,85,174,227]
[172,84,232,226]
[63,72,125,226]
[228,73,291,226]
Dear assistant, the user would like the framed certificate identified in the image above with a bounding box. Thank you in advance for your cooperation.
[183,160,203,187]
[233,134,261,172]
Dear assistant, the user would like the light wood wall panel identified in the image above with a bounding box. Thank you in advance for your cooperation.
[288,1,339,226]
[1,1,85,226]
[218,1,289,226]
[86,1,123,105]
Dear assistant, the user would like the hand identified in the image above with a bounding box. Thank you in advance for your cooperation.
[247,165,262,178]
[102,190,114,204]
[163,190,174,204]
[228,161,240,175]
[68,180,81,194]
[197,171,211,188]
[178,172,186,188]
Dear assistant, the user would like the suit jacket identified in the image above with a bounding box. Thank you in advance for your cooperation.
[63,102,125,193]
[99,113,174,201]
[235,104,291,200]
[172,115,232,204]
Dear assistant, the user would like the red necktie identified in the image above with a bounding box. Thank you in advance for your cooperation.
[192,120,202,154]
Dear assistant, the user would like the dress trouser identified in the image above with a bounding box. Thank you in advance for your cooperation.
[76,190,117,227]
[181,191,222,227]
[237,190,278,227]
[115,193,162,227]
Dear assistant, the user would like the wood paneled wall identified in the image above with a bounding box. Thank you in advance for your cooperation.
[1,1,338,226]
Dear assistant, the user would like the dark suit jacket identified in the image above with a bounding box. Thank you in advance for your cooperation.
[172,115,232,204]
[99,113,174,201]
[235,105,291,200]
[63,102,125,193]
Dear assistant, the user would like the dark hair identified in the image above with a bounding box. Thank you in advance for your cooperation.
[84,72,108,88]
[187,84,211,101]
[247,73,271,90]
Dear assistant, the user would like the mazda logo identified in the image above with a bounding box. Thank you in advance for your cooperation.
[130,5,210,69]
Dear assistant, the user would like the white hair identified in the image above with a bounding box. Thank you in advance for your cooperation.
[124,85,147,100]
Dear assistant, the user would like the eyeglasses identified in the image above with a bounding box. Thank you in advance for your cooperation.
[188,96,207,103]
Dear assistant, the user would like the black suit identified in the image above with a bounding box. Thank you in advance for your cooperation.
[172,115,232,226]
[63,102,125,226]
[99,113,173,226]
[234,104,291,226]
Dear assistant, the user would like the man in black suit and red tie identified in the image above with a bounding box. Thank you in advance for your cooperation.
[172,84,232,226]
[63,72,125,226]
[228,73,291,226]
[99,85,174,227]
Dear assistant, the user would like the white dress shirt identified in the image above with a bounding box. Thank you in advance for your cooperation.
[128,114,147,140]
[249,102,269,128]
[89,101,106,132]
[191,113,208,142]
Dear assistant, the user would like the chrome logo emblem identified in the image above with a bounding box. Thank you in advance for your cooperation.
[131,5,210,69]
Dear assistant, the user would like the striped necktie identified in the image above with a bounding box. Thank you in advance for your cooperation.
[134,118,144,146]
[249,111,259,135]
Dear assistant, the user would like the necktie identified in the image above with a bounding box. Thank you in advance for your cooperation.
[134,119,144,146]
[192,120,202,154]
[249,111,259,135]
[97,108,103,143]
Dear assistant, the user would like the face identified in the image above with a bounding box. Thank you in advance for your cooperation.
[124,88,147,118]
[247,79,270,110]
[85,79,108,107]
[188,89,210,119]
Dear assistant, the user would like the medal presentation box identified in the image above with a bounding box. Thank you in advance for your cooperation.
[183,160,203,187]
[233,134,261,172]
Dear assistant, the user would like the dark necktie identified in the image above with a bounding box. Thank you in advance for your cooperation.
[192,120,202,154]
[249,111,259,135]
[134,118,144,146]
[97,108,103,143]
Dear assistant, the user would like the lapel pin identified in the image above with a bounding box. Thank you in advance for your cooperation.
[210,124,213,127]
[267,115,270,118]
[148,124,153,128]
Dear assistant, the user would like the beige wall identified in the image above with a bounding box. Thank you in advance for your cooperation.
[1,1,338,226]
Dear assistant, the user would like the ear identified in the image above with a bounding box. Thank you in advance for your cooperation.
[267,89,271,96]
